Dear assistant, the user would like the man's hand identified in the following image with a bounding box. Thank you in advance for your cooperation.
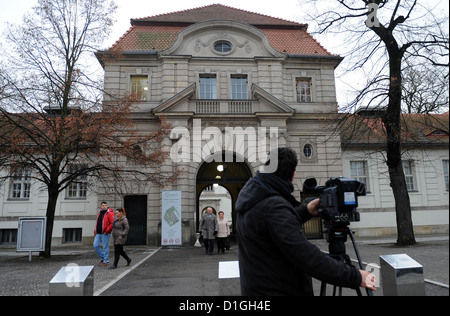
[306,198,320,216]
[360,270,376,291]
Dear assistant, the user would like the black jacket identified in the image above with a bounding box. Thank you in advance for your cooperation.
[235,172,361,296]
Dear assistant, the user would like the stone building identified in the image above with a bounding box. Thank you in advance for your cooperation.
[94,4,344,245]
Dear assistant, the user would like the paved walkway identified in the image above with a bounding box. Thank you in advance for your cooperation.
[0,245,159,296]
[0,234,448,296]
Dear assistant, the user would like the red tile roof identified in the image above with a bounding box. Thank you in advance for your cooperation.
[262,28,332,56]
[108,4,334,57]
[111,25,185,52]
[341,112,449,146]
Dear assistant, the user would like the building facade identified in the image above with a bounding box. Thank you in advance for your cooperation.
[1,5,448,247]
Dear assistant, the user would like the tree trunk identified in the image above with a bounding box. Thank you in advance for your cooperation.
[390,164,416,245]
[383,43,416,246]
[40,187,59,258]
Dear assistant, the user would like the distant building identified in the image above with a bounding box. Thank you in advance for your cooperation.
[341,110,449,236]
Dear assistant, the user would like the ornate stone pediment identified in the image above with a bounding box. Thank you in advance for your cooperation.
[160,20,286,59]
[153,83,293,117]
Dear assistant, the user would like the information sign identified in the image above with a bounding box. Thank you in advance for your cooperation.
[161,191,182,246]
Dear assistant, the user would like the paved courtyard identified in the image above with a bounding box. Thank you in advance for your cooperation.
[0,235,448,296]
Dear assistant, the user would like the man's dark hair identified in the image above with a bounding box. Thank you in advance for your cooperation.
[101,201,107,205]
[265,147,298,181]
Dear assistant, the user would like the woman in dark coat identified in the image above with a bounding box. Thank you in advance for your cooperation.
[109,208,131,269]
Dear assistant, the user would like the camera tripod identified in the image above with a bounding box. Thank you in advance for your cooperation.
[319,222,373,296]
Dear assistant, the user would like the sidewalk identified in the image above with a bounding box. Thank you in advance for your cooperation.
[0,245,159,296]
[0,235,448,296]
[310,234,449,296]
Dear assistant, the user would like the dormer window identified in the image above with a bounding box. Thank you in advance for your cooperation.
[213,41,232,53]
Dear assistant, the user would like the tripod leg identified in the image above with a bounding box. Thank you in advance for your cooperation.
[347,228,374,297]
[347,228,364,270]
[320,281,327,296]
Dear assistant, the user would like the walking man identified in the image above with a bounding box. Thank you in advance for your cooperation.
[94,201,115,266]
[200,207,217,255]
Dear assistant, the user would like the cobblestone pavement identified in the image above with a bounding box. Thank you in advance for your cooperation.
[0,246,159,296]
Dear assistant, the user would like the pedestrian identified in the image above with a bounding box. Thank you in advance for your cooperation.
[110,208,131,269]
[216,211,230,254]
[199,207,217,255]
[236,147,376,295]
[93,201,115,267]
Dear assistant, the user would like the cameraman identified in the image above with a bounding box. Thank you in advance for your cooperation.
[236,147,376,296]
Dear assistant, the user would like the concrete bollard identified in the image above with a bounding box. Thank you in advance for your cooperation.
[380,254,425,296]
[49,265,94,296]
[218,261,241,296]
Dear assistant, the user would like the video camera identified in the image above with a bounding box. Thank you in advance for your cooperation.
[303,177,373,296]
[303,177,366,223]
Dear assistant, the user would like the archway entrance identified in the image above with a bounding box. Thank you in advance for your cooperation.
[199,185,232,226]
[196,153,253,234]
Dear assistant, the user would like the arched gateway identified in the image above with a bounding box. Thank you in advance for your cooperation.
[196,153,253,234]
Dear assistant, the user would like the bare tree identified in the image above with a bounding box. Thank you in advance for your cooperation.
[301,0,449,245]
[0,0,176,257]
[402,61,449,114]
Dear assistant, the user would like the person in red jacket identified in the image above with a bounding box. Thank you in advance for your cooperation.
[93,201,115,266]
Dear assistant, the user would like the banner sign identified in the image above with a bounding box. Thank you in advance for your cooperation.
[161,191,182,246]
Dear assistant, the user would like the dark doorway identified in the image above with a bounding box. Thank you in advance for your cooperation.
[196,153,253,233]
[124,195,147,245]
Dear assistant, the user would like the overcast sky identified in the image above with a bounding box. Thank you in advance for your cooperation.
[0,0,307,49]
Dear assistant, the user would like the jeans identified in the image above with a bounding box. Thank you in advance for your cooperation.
[93,234,111,264]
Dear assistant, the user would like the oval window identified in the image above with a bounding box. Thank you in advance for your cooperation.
[303,144,313,158]
[214,41,232,53]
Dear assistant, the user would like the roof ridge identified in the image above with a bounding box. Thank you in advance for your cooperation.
[131,3,214,22]
[210,3,305,26]
[131,3,306,26]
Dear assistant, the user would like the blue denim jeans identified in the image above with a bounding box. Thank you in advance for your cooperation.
[93,233,111,264]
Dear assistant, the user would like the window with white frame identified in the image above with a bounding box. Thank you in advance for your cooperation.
[231,75,248,100]
[350,161,370,192]
[403,160,416,191]
[66,165,87,199]
[130,75,149,101]
[296,78,312,103]
[9,168,31,199]
[199,74,217,99]
[443,159,449,192]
